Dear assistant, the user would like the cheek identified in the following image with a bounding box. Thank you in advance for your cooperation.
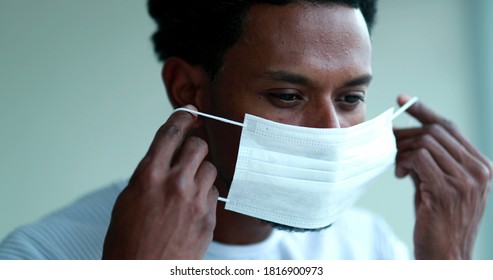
[339,106,366,128]
[209,86,267,125]
[209,82,246,119]
[203,117,243,179]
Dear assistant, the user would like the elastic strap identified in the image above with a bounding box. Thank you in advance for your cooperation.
[217,197,229,203]
[392,96,419,120]
[174,108,244,127]
[174,107,236,202]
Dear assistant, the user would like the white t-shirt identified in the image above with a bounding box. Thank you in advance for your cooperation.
[0,180,409,260]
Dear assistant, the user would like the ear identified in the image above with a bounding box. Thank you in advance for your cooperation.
[162,57,211,113]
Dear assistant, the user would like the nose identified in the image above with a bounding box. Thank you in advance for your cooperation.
[304,101,341,129]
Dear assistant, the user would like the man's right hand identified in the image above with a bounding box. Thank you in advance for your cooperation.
[102,105,218,259]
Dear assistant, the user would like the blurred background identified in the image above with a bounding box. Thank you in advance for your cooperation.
[0,0,492,259]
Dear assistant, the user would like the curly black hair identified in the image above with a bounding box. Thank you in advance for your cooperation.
[148,0,377,80]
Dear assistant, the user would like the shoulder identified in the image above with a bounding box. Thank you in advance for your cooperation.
[0,180,126,260]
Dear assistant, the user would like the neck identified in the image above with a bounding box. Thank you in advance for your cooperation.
[213,203,273,245]
[189,126,272,244]
[213,182,273,245]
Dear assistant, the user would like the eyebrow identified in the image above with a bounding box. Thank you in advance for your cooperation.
[343,74,373,87]
[265,70,311,86]
[264,70,373,88]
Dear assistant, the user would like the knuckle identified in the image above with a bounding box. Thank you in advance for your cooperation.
[202,212,216,232]
[131,164,161,189]
[158,123,184,140]
[205,215,216,231]
[463,175,478,190]
[145,167,163,186]
[416,147,429,160]
[187,136,208,153]
[191,201,208,217]
[475,163,492,186]
[203,160,217,176]
[426,123,442,135]
[418,134,434,147]
[451,173,480,201]
[165,172,190,199]
[444,178,466,201]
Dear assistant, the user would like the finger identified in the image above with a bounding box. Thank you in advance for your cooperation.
[208,185,220,209]
[397,95,492,176]
[393,127,423,140]
[395,150,413,178]
[395,121,492,180]
[396,133,464,177]
[145,105,199,168]
[204,184,219,238]
[437,122,493,178]
[396,149,443,182]
[395,125,469,166]
[397,94,443,125]
[410,170,422,210]
[206,185,219,227]
[195,160,218,197]
[172,136,209,175]
[395,149,444,190]
[395,126,490,191]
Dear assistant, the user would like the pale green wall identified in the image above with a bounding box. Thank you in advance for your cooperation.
[0,0,491,258]
[358,0,478,258]
[472,0,493,260]
[0,0,169,241]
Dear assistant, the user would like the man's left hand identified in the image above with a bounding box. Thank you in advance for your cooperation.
[394,95,492,259]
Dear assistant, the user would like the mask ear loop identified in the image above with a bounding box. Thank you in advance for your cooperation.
[174,107,245,203]
[392,96,419,120]
[174,108,245,127]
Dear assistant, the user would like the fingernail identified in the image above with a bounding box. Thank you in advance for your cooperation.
[183,104,198,111]
[399,93,411,101]
[174,105,199,118]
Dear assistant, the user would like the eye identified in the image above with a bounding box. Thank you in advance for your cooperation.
[342,94,365,104]
[336,92,366,111]
[271,93,300,102]
[265,89,303,108]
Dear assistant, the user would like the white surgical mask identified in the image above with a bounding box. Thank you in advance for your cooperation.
[175,97,418,229]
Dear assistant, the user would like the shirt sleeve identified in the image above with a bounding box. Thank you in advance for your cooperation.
[0,228,50,260]
[0,180,126,260]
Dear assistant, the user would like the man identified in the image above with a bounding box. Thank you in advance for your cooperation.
[0,0,491,260]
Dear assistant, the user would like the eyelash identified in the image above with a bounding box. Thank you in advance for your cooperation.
[269,92,364,101]
[341,94,365,104]
[270,93,301,102]
[265,91,365,109]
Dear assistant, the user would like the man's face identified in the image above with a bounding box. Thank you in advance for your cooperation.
[198,3,372,227]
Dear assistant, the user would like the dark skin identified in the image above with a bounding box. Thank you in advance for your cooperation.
[102,107,219,259]
[395,95,492,259]
[200,4,372,243]
[102,3,492,259]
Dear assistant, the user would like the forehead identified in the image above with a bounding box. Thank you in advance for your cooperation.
[224,3,371,77]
